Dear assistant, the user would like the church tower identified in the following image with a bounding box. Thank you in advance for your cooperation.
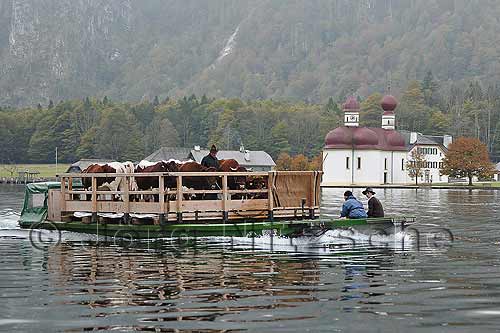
[343,96,360,127]
[381,95,397,130]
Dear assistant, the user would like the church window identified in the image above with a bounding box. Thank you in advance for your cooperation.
[384,158,388,170]
[357,157,361,169]
[346,157,350,169]
[402,158,405,171]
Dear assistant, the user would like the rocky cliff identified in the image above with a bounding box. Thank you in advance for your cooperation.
[1,0,499,107]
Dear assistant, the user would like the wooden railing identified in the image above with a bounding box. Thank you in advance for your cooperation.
[49,171,322,224]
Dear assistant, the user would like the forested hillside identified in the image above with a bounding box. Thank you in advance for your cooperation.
[1,0,500,106]
[2,76,500,164]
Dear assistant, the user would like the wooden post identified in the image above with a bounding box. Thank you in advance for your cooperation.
[68,176,73,200]
[309,172,315,219]
[60,176,66,213]
[91,176,97,223]
[267,172,274,220]
[176,175,182,222]
[159,175,165,224]
[123,176,130,224]
[222,175,228,222]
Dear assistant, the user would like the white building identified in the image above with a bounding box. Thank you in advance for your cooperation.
[406,132,452,184]
[321,95,452,186]
[322,95,408,186]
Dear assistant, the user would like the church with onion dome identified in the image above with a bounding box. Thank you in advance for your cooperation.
[322,95,409,186]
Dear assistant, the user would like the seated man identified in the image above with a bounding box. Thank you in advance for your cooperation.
[362,187,384,218]
[340,190,368,219]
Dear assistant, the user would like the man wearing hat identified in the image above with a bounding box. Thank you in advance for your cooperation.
[362,187,384,218]
[340,190,368,219]
[201,145,220,169]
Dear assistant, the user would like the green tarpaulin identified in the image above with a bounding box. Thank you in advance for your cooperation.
[19,182,61,225]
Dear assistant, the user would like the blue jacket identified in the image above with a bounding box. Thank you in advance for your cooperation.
[340,195,368,219]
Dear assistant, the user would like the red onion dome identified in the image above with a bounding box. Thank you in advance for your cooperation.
[324,127,379,148]
[381,95,397,113]
[324,127,351,147]
[353,127,379,146]
[385,130,405,148]
[343,96,360,112]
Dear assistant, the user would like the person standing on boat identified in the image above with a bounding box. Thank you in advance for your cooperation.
[340,191,368,219]
[201,145,220,169]
[362,187,384,218]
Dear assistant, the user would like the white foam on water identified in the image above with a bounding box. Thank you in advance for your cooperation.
[200,228,414,253]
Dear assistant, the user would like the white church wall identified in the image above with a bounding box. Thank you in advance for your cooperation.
[322,149,353,185]
[391,151,409,184]
[322,149,411,185]
[352,150,382,185]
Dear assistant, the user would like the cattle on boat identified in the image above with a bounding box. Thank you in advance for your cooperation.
[218,159,248,191]
[135,160,179,190]
[178,162,219,199]
[81,161,137,200]
[217,159,268,199]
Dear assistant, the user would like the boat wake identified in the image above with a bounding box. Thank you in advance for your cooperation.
[205,228,414,254]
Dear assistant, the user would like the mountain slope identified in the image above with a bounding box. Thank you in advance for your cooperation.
[1,0,499,107]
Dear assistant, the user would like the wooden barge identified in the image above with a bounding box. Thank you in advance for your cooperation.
[19,171,414,238]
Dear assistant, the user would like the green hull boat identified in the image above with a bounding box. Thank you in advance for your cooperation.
[19,181,414,239]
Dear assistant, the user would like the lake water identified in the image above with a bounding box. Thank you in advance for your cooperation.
[1,184,500,332]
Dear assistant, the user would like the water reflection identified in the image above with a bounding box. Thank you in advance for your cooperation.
[12,239,401,331]
[3,186,500,331]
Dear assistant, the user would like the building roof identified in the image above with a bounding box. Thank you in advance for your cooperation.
[407,134,449,153]
[67,158,115,172]
[144,147,276,167]
[143,147,192,162]
[413,135,440,146]
[398,130,450,150]
[324,126,407,151]
[190,149,276,167]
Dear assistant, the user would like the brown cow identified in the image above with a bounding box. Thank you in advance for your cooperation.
[219,159,248,191]
[178,162,218,199]
[81,162,137,201]
[245,176,268,199]
[81,164,117,189]
[135,160,178,190]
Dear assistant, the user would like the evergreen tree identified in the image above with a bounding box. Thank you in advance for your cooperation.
[153,95,160,107]
[48,100,54,109]
[95,107,142,160]
[84,96,91,110]
[422,70,440,107]
[201,94,209,105]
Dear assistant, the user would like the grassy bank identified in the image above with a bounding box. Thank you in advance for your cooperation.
[0,164,70,178]
[429,182,500,188]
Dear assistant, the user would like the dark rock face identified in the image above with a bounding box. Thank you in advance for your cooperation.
[0,0,132,106]
[0,1,498,107]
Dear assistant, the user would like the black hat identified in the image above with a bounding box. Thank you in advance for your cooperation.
[210,145,218,152]
[344,190,353,197]
[362,187,375,195]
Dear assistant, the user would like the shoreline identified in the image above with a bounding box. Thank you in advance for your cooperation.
[321,184,500,190]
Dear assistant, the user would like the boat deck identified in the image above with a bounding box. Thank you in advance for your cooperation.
[50,171,322,224]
